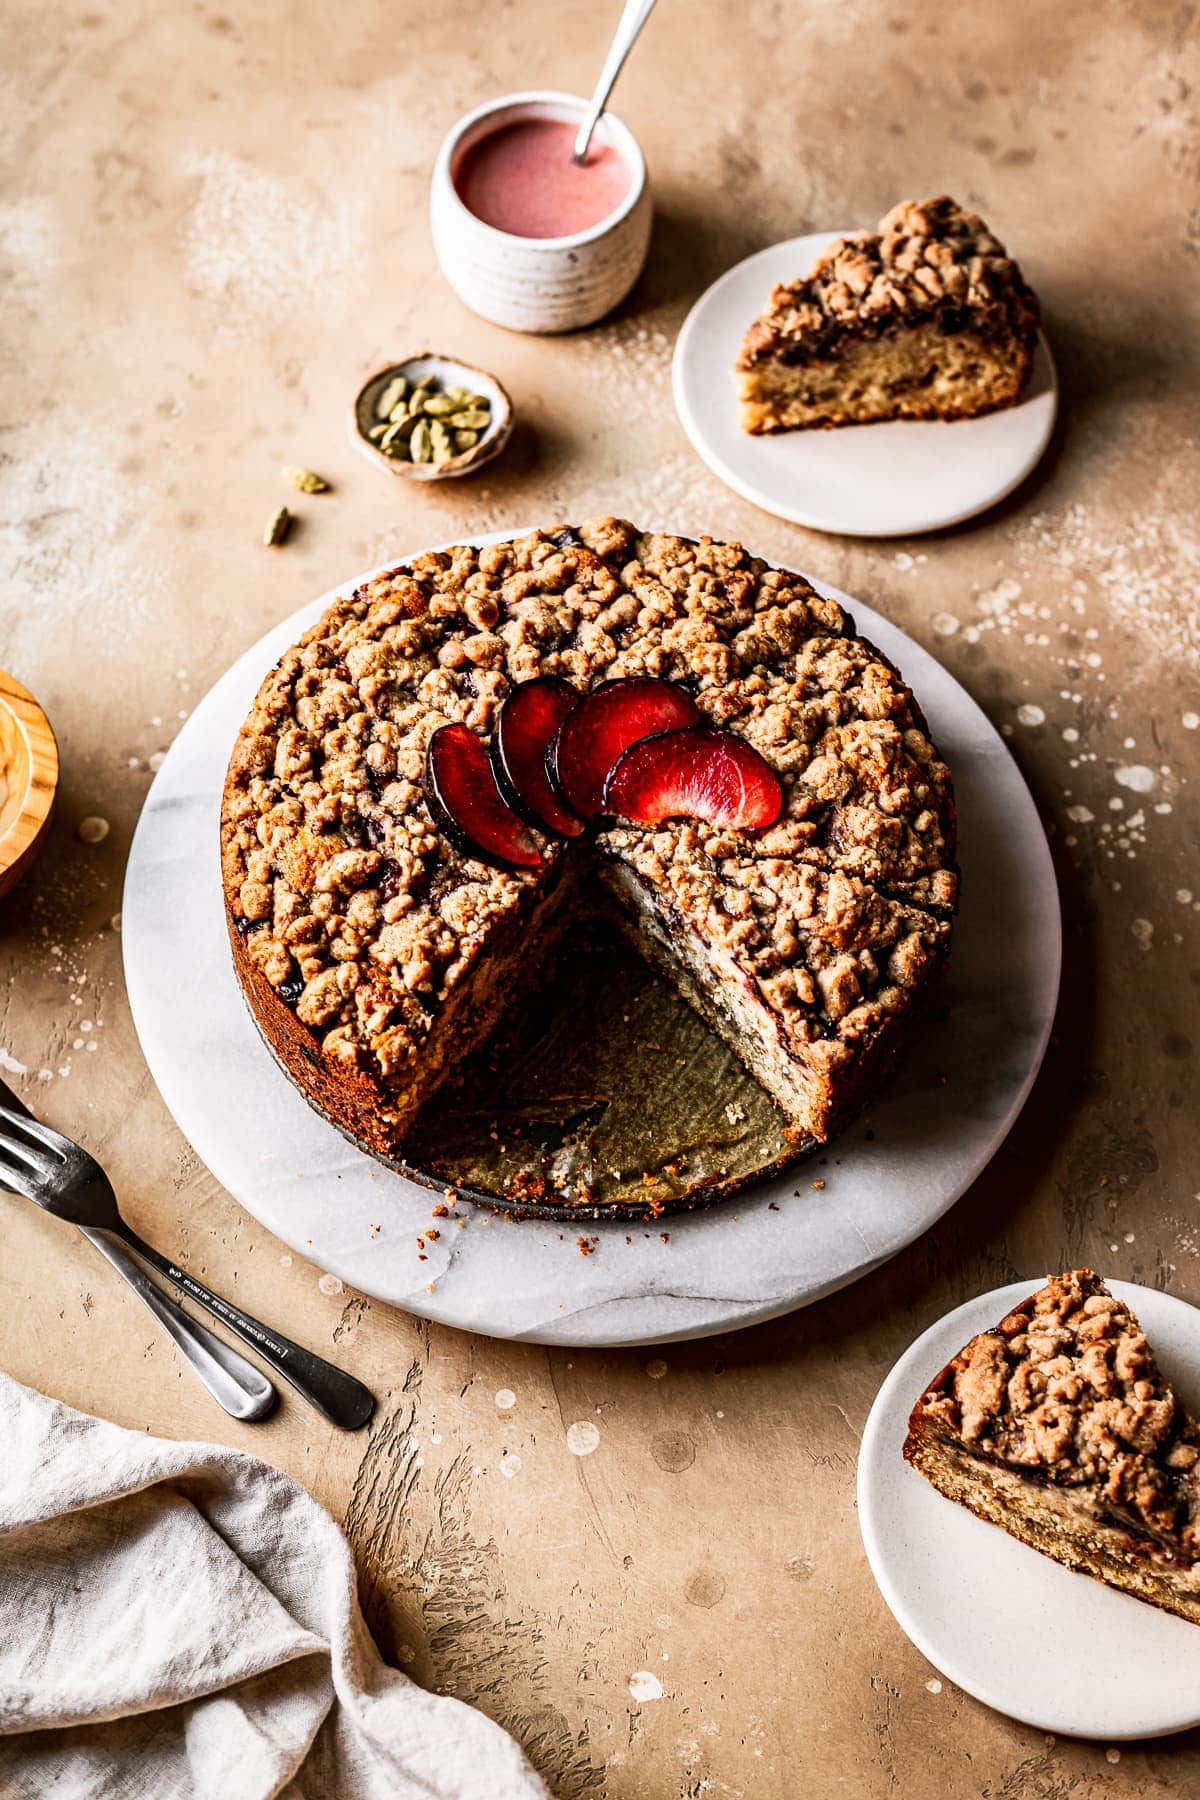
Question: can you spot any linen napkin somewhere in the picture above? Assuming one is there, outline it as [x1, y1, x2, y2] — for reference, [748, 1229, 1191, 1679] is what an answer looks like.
[0, 1373, 550, 1800]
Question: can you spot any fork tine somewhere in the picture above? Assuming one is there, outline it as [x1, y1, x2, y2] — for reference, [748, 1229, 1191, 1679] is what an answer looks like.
[0, 1138, 39, 1196]
[0, 1074, 34, 1120]
[0, 1103, 69, 1163]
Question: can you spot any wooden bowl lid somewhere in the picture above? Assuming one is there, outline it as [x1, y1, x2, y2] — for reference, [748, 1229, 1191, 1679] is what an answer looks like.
[0, 669, 59, 900]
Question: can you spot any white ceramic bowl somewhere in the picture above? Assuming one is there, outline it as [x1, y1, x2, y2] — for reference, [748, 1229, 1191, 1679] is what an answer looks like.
[430, 90, 652, 334]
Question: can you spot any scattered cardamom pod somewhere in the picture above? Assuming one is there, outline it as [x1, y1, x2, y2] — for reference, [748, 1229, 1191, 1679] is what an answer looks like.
[366, 369, 495, 468]
[263, 505, 292, 547]
[283, 465, 329, 494]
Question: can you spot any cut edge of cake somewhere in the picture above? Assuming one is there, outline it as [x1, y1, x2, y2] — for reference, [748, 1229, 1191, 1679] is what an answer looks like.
[904, 1270, 1200, 1626]
[736, 195, 1040, 434]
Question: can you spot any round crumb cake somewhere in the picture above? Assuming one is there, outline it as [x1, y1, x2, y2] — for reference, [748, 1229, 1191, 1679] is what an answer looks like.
[221, 519, 957, 1194]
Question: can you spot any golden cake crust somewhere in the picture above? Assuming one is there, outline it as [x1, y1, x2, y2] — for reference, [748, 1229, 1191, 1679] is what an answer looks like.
[220, 519, 957, 1165]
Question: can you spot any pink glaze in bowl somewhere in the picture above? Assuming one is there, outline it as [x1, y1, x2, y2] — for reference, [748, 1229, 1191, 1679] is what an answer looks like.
[430, 91, 652, 334]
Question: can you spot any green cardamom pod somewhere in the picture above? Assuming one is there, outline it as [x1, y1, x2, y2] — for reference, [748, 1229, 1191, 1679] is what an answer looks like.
[263, 505, 291, 547]
[283, 466, 329, 493]
[375, 376, 407, 419]
[409, 419, 432, 463]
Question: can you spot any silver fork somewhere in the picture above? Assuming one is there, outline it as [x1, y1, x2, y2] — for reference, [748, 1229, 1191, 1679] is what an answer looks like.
[0, 1079, 375, 1430]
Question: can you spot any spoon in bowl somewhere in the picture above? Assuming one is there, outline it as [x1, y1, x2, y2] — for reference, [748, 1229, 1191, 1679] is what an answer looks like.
[573, 0, 660, 164]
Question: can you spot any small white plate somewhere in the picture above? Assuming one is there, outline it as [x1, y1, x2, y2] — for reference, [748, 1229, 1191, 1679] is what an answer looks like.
[859, 1279, 1200, 1739]
[673, 232, 1058, 538]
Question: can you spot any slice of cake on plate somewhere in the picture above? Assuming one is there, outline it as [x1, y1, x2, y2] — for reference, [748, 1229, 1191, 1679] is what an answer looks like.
[736, 195, 1040, 434]
[904, 1270, 1200, 1624]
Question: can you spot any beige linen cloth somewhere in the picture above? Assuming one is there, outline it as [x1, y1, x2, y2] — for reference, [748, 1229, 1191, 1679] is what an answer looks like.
[0, 1373, 549, 1800]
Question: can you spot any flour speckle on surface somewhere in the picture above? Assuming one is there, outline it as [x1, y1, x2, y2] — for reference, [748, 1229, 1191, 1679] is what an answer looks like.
[495, 1388, 517, 1411]
[1113, 764, 1156, 794]
[1016, 703, 1045, 727]
[1131, 918, 1154, 952]
[0, 1048, 28, 1076]
[566, 1420, 601, 1456]
[76, 816, 109, 844]
[1184, 712, 1199, 731]
[925, 1678, 942, 1695]
[0, 429, 167, 642]
[1014, 503, 1200, 672]
[628, 1670, 664, 1703]
[181, 151, 356, 327]
[930, 611, 960, 637]
[1066, 804, 1094, 824]
[498, 1451, 522, 1479]
[317, 1272, 344, 1297]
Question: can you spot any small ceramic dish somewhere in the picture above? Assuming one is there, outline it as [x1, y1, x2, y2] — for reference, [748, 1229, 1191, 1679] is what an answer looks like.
[430, 90, 652, 333]
[350, 353, 513, 482]
[0, 669, 59, 900]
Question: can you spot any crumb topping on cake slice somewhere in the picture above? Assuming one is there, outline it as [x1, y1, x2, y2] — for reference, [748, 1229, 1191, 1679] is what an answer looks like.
[738, 196, 1039, 370]
[905, 1271, 1200, 1615]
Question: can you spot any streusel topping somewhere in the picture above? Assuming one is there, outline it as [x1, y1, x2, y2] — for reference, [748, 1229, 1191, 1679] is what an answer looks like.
[919, 1270, 1200, 1550]
[737, 195, 1039, 369]
[604, 827, 949, 1062]
[221, 520, 956, 1088]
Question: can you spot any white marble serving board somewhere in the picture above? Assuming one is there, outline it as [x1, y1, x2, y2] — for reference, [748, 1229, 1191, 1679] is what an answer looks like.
[122, 533, 1061, 1347]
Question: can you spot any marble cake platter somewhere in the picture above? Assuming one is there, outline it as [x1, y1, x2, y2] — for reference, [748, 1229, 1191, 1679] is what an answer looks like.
[122, 532, 1061, 1347]
[673, 232, 1058, 538]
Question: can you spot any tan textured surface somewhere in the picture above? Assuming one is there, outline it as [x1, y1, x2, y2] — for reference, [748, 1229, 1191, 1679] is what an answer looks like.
[1, 1, 1198, 1793]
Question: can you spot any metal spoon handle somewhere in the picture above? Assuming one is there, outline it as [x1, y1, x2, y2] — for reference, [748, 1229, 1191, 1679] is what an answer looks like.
[115, 1224, 375, 1432]
[82, 1227, 277, 1422]
[573, 0, 659, 163]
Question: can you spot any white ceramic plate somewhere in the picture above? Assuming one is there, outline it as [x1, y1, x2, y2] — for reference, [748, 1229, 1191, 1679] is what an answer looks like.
[859, 1279, 1200, 1739]
[122, 533, 1060, 1347]
[672, 232, 1058, 537]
